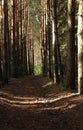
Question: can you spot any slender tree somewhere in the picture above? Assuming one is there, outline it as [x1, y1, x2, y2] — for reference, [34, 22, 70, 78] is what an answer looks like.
[78, 0, 83, 94]
[13, 0, 17, 77]
[42, 12, 48, 76]
[67, 0, 76, 89]
[0, 44, 2, 81]
[53, 0, 60, 84]
[4, 0, 9, 83]
[47, 0, 53, 79]
[0, 2, 3, 81]
[20, 0, 24, 76]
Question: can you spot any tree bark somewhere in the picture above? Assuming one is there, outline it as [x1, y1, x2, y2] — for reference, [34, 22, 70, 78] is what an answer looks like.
[67, 0, 76, 89]
[47, 0, 53, 79]
[53, 0, 60, 84]
[0, 45, 2, 81]
[78, 0, 83, 94]
[13, 0, 17, 77]
[4, 0, 9, 83]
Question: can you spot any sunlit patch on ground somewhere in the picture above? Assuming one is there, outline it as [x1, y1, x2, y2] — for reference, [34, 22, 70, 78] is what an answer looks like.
[0, 90, 81, 111]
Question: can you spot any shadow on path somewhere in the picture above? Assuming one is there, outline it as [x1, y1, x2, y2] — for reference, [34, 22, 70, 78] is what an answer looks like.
[0, 76, 83, 130]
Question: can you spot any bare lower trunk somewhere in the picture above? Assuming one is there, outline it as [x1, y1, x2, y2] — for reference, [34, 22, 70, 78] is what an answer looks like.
[67, 0, 76, 89]
[78, 0, 83, 94]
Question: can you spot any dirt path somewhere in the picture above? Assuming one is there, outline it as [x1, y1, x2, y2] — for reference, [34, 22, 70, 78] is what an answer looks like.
[0, 76, 83, 130]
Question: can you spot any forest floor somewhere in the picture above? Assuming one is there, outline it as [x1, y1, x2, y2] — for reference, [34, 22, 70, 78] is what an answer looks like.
[0, 75, 83, 130]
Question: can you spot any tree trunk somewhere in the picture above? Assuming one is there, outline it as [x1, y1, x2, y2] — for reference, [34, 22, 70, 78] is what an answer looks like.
[23, 36, 28, 75]
[0, 45, 2, 81]
[4, 0, 9, 83]
[20, 0, 24, 76]
[42, 12, 48, 76]
[67, 0, 76, 89]
[13, 0, 17, 77]
[78, 0, 83, 94]
[53, 0, 60, 84]
[47, 0, 53, 79]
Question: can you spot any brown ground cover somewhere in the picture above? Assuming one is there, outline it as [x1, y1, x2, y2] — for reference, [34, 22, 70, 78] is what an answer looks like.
[0, 76, 83, 130]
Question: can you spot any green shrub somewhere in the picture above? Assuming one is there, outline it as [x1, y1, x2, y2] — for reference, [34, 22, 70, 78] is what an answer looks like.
[34, 64, 42, 75]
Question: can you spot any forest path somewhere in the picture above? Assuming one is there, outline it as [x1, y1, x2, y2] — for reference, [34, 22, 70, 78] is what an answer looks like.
[0, 76, 83, 130]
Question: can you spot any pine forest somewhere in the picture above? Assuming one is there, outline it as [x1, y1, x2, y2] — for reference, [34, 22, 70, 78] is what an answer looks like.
[0, 0, 83, 129]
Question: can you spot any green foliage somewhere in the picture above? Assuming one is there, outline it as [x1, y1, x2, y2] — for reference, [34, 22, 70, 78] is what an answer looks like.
[43, 81, 54, 88]
[34, 64, 42, 75]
